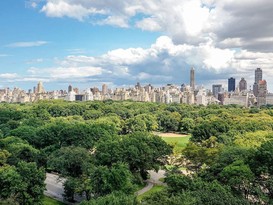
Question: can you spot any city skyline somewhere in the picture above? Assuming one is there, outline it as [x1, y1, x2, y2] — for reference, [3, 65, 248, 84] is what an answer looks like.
[1, 1, 273, 91]
[0, 67, 267, 93]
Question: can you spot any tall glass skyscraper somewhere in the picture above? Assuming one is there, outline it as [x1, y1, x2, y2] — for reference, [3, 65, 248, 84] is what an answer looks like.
[228, 77, 235, 92]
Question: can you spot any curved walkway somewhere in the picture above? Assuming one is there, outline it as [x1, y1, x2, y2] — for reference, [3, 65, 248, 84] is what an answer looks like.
[45, 170, 167, 202]
[136, 170, 166, 196]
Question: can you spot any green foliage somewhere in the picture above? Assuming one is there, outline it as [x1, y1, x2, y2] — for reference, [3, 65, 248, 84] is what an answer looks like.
[83, 110, 103, 120]
[80, 192, 138, 205]
[15, 161, 46, 205]
[90, 163, 136, 197]
[142, 180, 249, 205]
[0, 165, 21, 199]
[141, 190, 196, 205]
[121, 132, 172, 177]
[165, 174, 194, 194]
[183, 137, 222, 171]
[63, 177, 78, 202]
[0, 136, 40, 165]
[0, 149, 11, 166]
[0, 162, 45, 205]
[234, 131, 273, 148]
[161, 135, 190, 154]
[251, 141, 273, 175]
[9, 126, 37, 144]
[157, 111, 181, 132]
[94, 136, 123, 166]
[219, 160, 254, 196]
[191, 119, 231, 142]
[137, 185, 165, 201]
[180, 117, 195, 133]
[2, 101, 273, 204]
[42, 196, 65, 205]
[48, 146, 92, 177]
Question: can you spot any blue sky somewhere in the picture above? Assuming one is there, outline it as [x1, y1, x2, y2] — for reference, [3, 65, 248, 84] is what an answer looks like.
[1, 0, 273, 91]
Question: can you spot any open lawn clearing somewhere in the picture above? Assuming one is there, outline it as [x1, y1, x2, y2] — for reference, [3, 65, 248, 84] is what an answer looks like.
[161, 135, 190, 153]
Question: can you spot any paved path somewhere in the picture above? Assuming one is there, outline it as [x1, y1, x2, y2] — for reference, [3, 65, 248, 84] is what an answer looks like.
[45, 173, 66, 202]
[45, 170, 167, 202]
[45, 173, 83, 204]
[136, 170, 166, 196]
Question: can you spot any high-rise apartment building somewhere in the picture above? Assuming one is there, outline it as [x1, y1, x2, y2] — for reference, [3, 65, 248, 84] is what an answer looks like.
[190, 67, 195, 90]
[255, 68, 262, 83]
[228, 77, 235, 92]
[239, 78, 247, 91]
[253, 68, 263, 97]
[37, 81, 45, 93]
[68, 85, 72, 92]
[253, 83, 259, 97]
[102, 84, 108, 95]
[257, 80, 267, 106]
[212, 84, 222, 98]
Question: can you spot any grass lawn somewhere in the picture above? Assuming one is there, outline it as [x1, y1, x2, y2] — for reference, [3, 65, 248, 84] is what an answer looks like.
[42, 196, 66, 205]
[161, 135, 190, 154]
[137, 185, 165, 201]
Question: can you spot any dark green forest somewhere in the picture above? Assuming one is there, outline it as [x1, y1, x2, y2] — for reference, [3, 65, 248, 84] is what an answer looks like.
[1, 100, 273, 204]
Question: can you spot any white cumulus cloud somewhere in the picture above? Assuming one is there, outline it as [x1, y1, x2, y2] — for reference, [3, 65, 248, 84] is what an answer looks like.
[22, 36, 273, 90]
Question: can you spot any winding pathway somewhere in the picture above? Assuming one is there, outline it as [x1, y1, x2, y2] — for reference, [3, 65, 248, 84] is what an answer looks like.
[136, 170, 166, 195]
[44, 170, 166, 203]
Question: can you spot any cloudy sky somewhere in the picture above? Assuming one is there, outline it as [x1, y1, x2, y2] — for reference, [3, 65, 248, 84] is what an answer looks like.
[1, 0, 273, 91]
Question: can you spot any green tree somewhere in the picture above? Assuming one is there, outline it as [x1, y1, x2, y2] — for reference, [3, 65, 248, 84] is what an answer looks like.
[94, 136, 123, 166]
[251, 141, 273, 175]
[219, 160, 254, 198]
[9, 126, 37, 145]
[80, 192, 138, 205]
[180, 117, 195, 133]
[0, 136, 40, 165]
[90, 163, 135, 197]
[191, 119, 230, 142]
[121, 132, 172, 179]
[15, 161, 46, 205]
[157, 111, 181, 132]
[0, 165, 20, 200]
[63, 177, 78, 202]
[0, 149, 10, 166]
[48, 146, 92, 177]
[83, 110, 103, 120]
[183, 137, 222, 171]
[125, 117, 147, 133]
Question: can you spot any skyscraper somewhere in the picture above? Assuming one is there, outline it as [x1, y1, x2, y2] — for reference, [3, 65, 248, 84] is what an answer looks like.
[102, 84, 108, 95]
[239, 78, 247, 91]
[228, 77, 235, 92]
[212, 84, 222, 98]
[190, 67, 195, 90]
[255, 68, 262, 83]
[68, 85, 72, 92]
[37, 81, 45, 93]
[257, 80, 267, 106]
[253, 68, 263, 97]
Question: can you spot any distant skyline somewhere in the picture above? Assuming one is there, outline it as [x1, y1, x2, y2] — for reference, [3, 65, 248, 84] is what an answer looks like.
[1, 0, 273, 91]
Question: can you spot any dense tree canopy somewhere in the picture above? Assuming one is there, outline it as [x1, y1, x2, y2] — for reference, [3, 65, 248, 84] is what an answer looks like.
[0, 100, 273, 204]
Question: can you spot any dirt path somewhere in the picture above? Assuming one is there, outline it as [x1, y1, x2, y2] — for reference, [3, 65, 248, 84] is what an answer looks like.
[153, 132, 189, 138]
